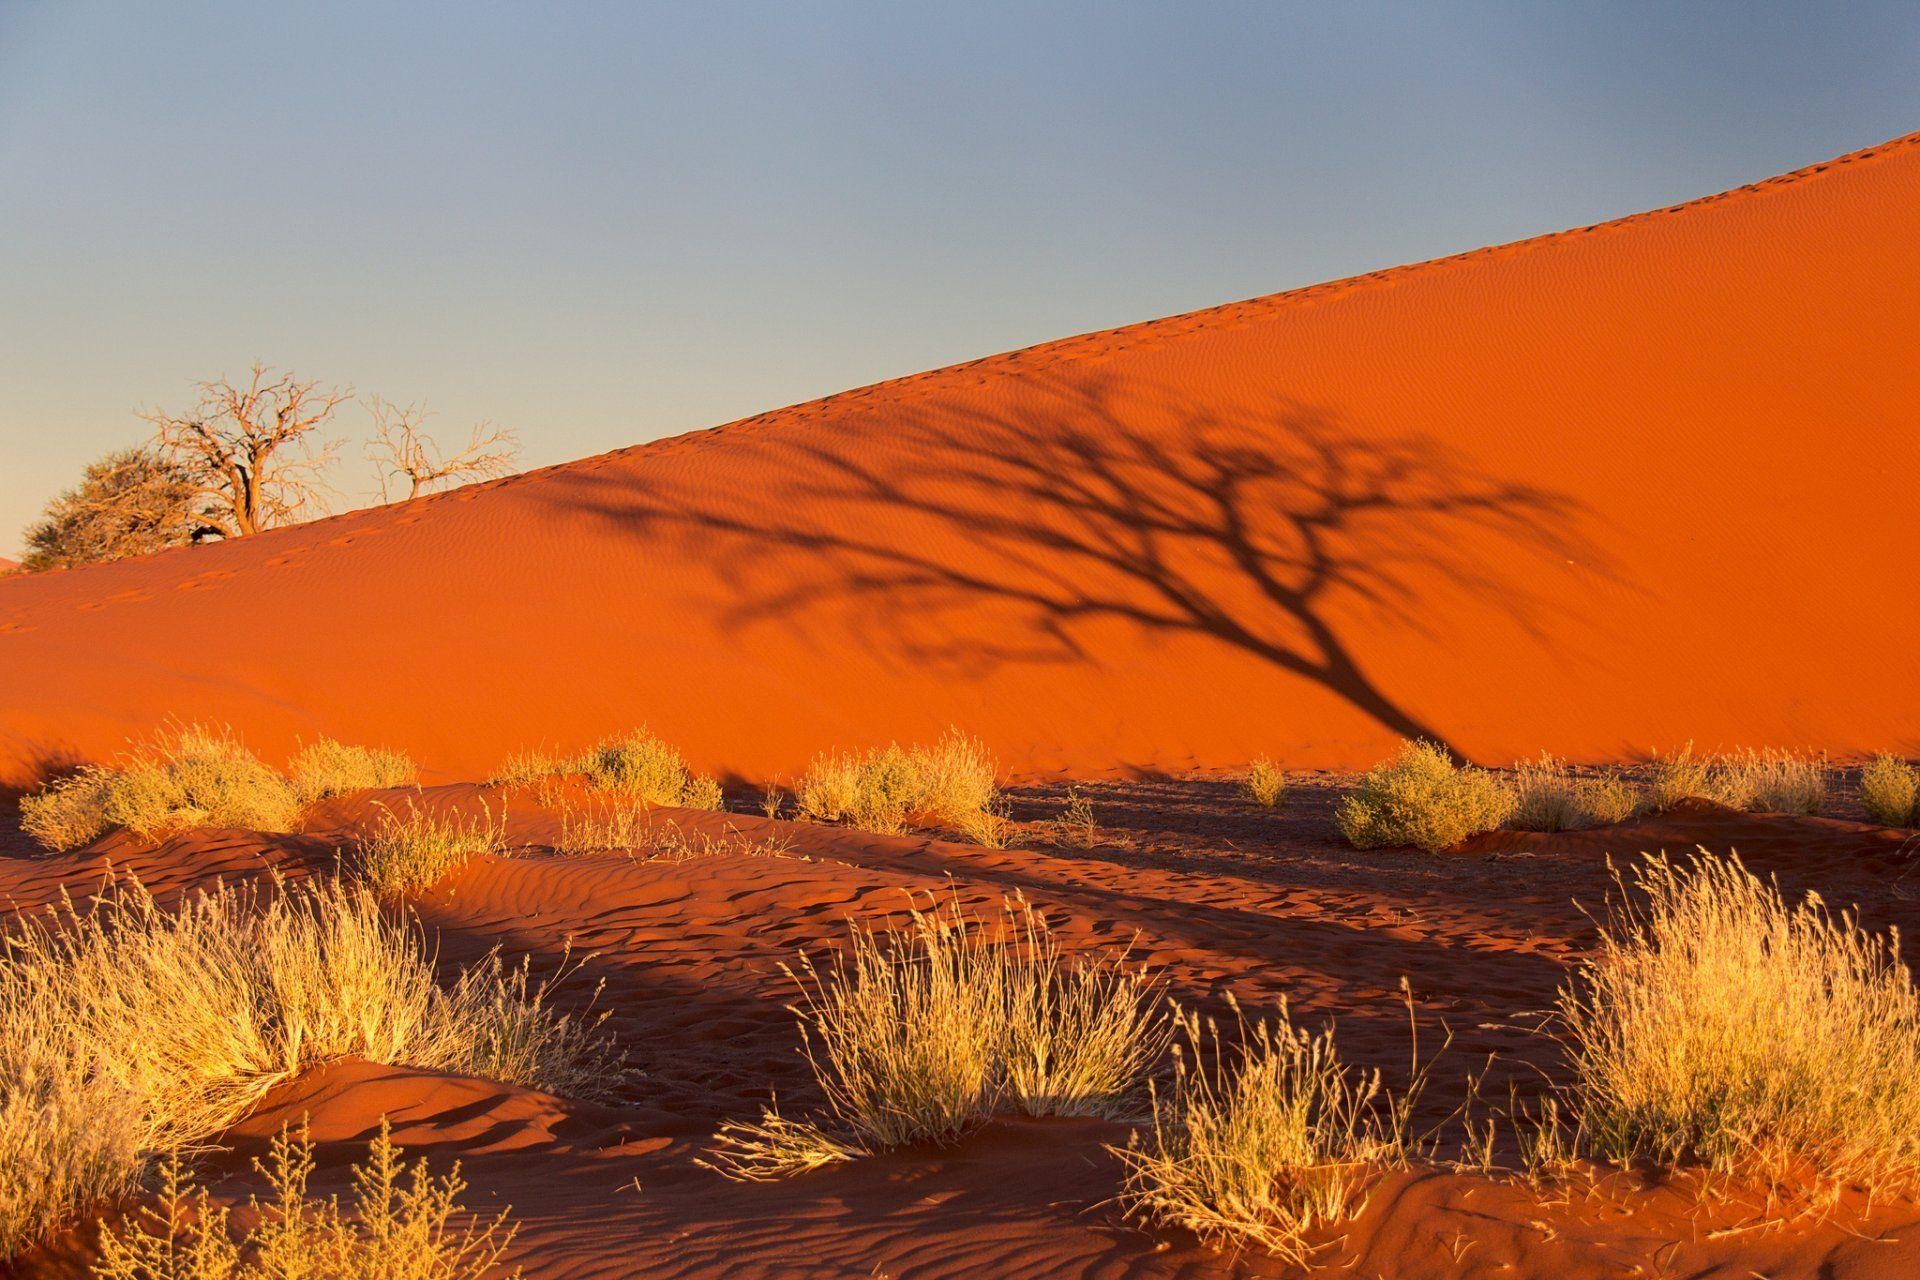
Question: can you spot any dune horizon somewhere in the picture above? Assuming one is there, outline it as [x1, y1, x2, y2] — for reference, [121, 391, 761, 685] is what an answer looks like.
[2, 129, 1917, 786]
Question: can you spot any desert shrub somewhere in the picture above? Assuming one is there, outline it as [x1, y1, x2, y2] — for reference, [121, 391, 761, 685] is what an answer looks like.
[794, 730, 999, 841]
[1733, 750, 1828, 815]
[683, 776, 725, 812]
[288, 738, 418, 804]
[570, 729, 718, 809]
[353, 802, 506, 895]
[554, 799, 653, 854]
[20, 727, 298, 853]
[1240, 759, 1288, 809]
[1335, 740, 1515, 852]
[1111, 1000, 1408, 1262]
[706, 897, 1164, 1179]
[1559, 852, 1920, 1188]
[0, 877, 615, 1256]
[1047, 787, 1100, 849]
[1649, 747, 1826, 815]
[93, 1124, 518, 1280]
[1508, 755, 1642, 832]
[488, 748, 567, 789]
[1858, 755, 1918, 827]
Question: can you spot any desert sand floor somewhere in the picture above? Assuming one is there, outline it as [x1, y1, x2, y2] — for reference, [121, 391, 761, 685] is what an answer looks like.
[5, 781, 1920, 1279]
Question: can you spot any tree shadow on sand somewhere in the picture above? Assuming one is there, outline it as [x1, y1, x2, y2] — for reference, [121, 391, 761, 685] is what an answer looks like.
[549, 372, 1613, 758]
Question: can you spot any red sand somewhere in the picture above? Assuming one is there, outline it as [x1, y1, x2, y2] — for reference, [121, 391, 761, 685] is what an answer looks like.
[8, 786, 1920, 1279]
[4, 134, 1919, 782]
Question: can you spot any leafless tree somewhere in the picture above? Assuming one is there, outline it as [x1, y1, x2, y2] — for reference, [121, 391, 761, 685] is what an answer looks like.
[143, 365, 350, 538]
[364, 396, 520, 501]
[19, 448, 201, 571]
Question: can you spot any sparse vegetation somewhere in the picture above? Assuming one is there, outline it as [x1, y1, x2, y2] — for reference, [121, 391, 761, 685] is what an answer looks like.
[1508, 755, 1642, 832]
[289, 738, 418, 804]
[1648, 746, 1827, 815]
[353, 801, 507, 895]
[488, 748, 569, 790]
[0, 877, 615, 1255]
[1559, 852, 1920, 1189]
[705, 897, 1164, 1180]
[1858, 754, 1918, 827]
[1240, 759, 1288, 809]
[93, 1124, 519, 1280]
[20, 726, 298, 853]
[572, 729, 720, 808]
[1048, 786, 1100, 848]
[1336, 739, 1515, 852]
[794, 730, 999, 842]
[1111, 999, 1409, 1262]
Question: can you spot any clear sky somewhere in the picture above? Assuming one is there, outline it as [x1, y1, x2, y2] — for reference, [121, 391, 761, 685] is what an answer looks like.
[2, 2, 1916, 557]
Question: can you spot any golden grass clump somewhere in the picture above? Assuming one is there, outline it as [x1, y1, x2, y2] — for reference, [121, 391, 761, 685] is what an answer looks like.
[1648, 746, 1827, 815]
[1240, 759, 1288, 809]
[1559, 851, 1920, 1188]
[1111, 1000, 1407, 1262]
[93, 1124, 518, 1280]
[1508, 755, 1643, 832]
[20, 727, 298, 853]
[487, 748, 567, 789]
[353, 802, 507, 895]
[0, 877, 616, 1255]
[288, 738, 418, 804]
[705, 897, 1165, 1180]
[1336, 739, 1515, 852]
[1859, 754, 1918, 827]
[571, 729, 720, 809]
[794, 730, 999, 841]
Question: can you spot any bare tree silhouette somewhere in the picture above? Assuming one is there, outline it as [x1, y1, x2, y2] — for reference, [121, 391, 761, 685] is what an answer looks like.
[551, 374, 1605, 756]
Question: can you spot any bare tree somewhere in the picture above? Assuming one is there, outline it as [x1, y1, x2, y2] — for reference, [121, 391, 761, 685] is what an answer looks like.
[143, 365, 350, 538]
[20, 448, 201, 571]
[364, 396, 520, 502]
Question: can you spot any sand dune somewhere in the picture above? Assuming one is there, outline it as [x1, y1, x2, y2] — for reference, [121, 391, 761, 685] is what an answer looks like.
[3, 134, 1918, 784]
[9, 784, 1920, 1279]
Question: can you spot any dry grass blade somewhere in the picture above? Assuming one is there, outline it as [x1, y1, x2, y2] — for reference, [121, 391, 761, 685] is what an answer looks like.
[0, 876, 616, 1258]
[20, 726, 297, 853]
[1509, 754, 1643, 832]
[93, 1123, 521, 1280]
[794, 729, 1001, 843]
[1109, 998, 1407, 1262]
[289, 738, 418, 804]
[1560, 850, 1920, 1191]
[1336, 739, 1515, 852]
[354, 801, 507, 895]
[706, 895, 1165, 1179]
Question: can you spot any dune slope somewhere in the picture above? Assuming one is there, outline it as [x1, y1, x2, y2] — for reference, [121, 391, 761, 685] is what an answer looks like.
[3, 133, 1918, 782]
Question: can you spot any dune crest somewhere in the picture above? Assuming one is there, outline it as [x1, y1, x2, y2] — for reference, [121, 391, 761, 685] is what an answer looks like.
[3, 133, 1918, 782]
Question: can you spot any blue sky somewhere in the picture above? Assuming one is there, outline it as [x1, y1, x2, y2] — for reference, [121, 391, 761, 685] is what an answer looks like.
[2, 2, 1916, 555]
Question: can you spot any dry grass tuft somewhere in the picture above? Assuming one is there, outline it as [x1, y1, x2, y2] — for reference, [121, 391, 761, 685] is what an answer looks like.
[1336, 740, 1515, 852]
[1110, 999, 1408, 1262]
[21, 727, 297, 853]
[1240, 759, 1288, 809]
[289, 738, 418, 804]
[353, 802, 507, 895]
[571, 729, 720, 809]
[0, 877, 616, 1256]
[1508, 755, 1642, 832]
[705, 896, 1165, 1180]
[1858, 755, 1918, 827]
[488, 748, 568, 790]
[1559, 851, 1920, 1190]
[794, 730, 999, 842]
[1649, 746, 1827, 815]
[93, 1124, 519, 1280]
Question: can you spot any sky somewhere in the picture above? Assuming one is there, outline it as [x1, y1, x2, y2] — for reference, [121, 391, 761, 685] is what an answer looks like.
[2, 2, 1917, 556]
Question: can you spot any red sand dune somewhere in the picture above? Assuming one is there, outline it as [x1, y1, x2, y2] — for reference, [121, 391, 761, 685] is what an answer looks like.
[3, 134, 1918, 784]
[10, 786, 1920, 1279]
